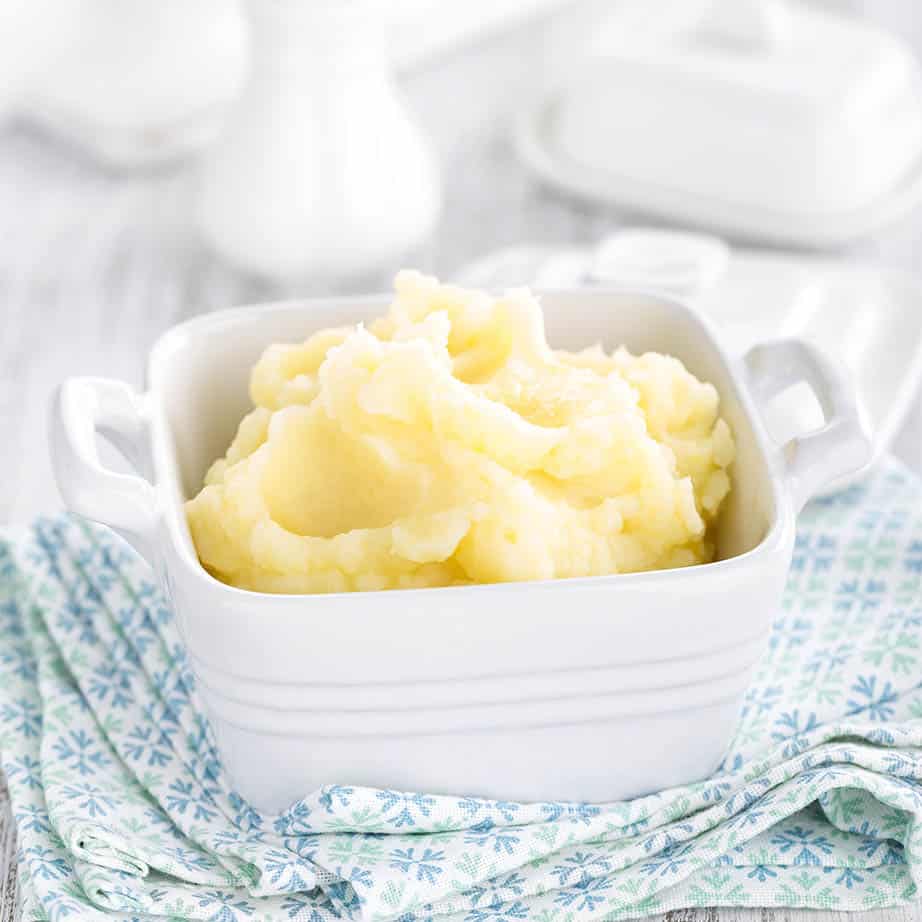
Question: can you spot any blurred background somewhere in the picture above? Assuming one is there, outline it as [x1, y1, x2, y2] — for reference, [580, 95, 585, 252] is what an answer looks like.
[2, 0, 922, 523]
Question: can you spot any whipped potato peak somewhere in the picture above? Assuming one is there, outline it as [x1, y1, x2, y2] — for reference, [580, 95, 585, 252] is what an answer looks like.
[186, 271, 735, 593]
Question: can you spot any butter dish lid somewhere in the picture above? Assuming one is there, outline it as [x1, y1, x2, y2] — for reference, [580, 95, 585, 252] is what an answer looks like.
[458, 230, 922, 492]
[516, 0, 922, 247]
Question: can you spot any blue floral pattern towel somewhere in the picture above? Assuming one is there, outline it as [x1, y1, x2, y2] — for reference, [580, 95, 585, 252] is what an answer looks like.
[1, 459, 922, 921]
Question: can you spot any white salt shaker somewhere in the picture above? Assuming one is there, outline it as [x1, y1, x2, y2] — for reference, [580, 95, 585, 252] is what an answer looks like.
[196, 0, 441, 284]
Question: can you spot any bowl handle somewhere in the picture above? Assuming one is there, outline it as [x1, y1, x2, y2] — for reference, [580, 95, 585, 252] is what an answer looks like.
[49, 376, 159, 564]
[743, 339, 871, 512]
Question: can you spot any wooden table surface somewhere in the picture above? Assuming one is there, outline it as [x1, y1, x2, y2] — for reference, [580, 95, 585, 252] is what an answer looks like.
[2, 1, 922, 918]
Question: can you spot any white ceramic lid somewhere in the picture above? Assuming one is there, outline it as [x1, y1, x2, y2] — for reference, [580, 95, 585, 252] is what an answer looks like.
[458, 230, 922, 492]
[517, 0, 922, 247]
[590, 229, 730, 300]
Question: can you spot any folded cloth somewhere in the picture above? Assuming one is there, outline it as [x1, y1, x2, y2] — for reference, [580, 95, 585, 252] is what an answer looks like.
[2, 459, 922, 922]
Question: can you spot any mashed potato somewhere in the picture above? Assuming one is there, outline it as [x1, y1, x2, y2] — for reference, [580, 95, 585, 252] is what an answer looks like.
[186, 271, 734, 593]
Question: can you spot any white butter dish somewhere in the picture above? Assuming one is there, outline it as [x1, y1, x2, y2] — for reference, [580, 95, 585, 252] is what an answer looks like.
[516, 0, 922, 246]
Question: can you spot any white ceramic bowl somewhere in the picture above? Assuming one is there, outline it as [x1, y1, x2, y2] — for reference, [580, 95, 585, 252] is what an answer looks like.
[50, 289, 870, 814]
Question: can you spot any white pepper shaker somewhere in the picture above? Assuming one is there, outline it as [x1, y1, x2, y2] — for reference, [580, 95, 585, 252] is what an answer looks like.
[196, 0, 441, 284]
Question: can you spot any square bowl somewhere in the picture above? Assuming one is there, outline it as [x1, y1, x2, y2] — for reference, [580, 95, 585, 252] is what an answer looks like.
[50, 288, 870, 813]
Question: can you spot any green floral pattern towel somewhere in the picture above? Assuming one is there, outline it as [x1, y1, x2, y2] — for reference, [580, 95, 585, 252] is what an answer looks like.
[1, 458, 922, 921]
